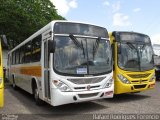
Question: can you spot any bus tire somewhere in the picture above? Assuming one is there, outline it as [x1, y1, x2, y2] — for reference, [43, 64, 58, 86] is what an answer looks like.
[33, 84, 44, 106]
[12, 76, 17, 90]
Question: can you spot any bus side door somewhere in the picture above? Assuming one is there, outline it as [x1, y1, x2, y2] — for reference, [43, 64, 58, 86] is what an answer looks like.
[42, 30, 51, 101]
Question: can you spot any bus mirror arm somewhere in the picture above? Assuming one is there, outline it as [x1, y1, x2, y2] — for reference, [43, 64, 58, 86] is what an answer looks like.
[117, 43, 121, 54]
[48, 40, 56, 53]
[113, 64, 115, 71]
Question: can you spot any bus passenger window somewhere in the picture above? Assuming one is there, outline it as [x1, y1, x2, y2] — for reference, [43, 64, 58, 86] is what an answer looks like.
[24, 42, 32, 63]
[20, 47, 25, 64]
[32, 36, 41, 62]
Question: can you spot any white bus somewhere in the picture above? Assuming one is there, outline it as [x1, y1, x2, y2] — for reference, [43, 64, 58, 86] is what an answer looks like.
[7, 21, 114, 106]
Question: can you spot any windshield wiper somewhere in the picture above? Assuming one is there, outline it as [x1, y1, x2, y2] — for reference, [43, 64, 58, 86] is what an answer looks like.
[81, 40, 85, 58]
[93, 37, 101, 59]
[69, 34, 83, 49]
[126, 42, 137, 50]
[69, 34, 85, 58]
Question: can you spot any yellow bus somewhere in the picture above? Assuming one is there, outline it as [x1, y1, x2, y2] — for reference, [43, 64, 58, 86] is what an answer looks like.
[109, 31, 155, 94]
[0, 37, 4, 107]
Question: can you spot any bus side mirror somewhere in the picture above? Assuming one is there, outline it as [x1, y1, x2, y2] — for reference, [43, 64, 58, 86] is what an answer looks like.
[117, 43, 121, 54]
[48, 40, 56, 53]
[0, 35, 8, 48]
[113, 64, 115, 71]
[118, 49, 121, 54]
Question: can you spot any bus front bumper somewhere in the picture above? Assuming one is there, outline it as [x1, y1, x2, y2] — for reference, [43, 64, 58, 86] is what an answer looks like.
[114, 81, 155, 94]
[50, 85, 114, 106]
[0, 88, 4, 107]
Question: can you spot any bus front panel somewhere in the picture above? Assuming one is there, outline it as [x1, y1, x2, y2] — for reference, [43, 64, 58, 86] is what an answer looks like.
[114, 68, 155, 94]
[110, 31, 155, 94]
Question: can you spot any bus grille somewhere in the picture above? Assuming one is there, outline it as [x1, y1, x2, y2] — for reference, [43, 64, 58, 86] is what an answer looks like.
[74, 85, 100, 90]
[78, 93, 99, 98]
[67, 77, 105, 84]
[127, 73, 150, 79]
[131, 80, 148, 84]
[134, 84, 147, 89]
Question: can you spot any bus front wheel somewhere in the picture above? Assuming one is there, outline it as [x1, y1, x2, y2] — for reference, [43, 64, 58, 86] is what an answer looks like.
[33, 85, 44, 105]
[12, 76, 17, 90]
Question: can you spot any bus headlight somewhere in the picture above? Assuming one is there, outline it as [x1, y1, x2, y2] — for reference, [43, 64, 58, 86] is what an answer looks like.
[150, 74, 156, 82]
[104, 77, 113, 88]
[118, 74, 130, 84]
[52, 80, 72, 92]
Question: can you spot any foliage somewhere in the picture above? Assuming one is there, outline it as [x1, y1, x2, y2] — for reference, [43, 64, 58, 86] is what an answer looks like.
[0, 0, 65, 48]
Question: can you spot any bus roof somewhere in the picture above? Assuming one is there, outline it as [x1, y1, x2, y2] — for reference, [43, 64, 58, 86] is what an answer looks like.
[112, 31, 149, 37]
[9, 20, 108, 53]
[109, 31, 150, 43]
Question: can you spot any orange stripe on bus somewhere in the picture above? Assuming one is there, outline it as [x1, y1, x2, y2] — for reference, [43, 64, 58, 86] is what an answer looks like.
[11, 66, 41, 77]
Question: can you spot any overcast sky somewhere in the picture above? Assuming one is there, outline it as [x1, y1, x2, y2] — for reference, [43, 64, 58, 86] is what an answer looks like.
[50, 0, 160, 44]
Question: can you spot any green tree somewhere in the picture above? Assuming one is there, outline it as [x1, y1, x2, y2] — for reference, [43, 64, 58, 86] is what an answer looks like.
[0, 0, 65, 48]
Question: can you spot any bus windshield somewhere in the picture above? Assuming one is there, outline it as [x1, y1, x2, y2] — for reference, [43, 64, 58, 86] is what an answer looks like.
[118, 42, 154, 71]
[54, 35, 112, 76]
